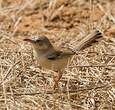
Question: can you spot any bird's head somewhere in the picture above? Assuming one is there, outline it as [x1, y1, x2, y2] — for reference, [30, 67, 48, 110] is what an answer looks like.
[24, 36, 53, 51]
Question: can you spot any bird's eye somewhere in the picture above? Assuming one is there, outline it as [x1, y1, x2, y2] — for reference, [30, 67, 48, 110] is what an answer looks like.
[38, 42, 43, 46]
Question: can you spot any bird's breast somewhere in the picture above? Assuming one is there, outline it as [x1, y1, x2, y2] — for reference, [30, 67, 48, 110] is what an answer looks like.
[33, 50, 71, 71]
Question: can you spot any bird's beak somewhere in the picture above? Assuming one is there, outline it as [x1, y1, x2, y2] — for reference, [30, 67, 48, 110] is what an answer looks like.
[23, 38, 35, 43]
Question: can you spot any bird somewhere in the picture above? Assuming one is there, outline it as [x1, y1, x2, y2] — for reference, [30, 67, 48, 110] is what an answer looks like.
[24, 30, 102, 90]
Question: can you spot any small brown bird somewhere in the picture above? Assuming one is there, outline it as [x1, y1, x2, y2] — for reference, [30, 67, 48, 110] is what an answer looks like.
[24, 30, 102, 90]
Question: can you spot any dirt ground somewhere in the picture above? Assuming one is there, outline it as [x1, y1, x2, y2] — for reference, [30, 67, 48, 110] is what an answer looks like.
[0, 0, 115, 110]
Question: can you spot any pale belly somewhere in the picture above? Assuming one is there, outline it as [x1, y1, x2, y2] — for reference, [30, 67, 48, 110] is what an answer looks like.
[33, 50, 71, 71]
[38, 56, 70, 71]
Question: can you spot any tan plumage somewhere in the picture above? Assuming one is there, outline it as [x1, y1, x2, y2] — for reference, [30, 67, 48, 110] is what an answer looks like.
[24, 30, 102, 90]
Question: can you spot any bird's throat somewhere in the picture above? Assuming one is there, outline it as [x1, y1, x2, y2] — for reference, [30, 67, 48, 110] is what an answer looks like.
[33, 47, 54, 58]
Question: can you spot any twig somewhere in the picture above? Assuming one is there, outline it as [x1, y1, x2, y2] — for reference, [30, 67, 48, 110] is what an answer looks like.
[0, 61, 9, 109]
[0, 60, 21, 85]
[0, 85, 109, 96]
[68, 64, 115, 68]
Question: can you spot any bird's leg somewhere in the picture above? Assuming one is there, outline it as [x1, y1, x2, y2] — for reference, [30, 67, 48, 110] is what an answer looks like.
[53, 71, 62, 90]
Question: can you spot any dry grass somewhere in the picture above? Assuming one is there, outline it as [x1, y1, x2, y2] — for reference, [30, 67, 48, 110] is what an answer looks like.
[0, 0, 115, 110]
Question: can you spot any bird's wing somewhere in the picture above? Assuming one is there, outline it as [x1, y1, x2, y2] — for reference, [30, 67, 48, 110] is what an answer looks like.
[47, 50, 74, 60]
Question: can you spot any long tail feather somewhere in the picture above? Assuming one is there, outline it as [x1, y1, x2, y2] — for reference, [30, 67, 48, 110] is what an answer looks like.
[76, 30, 103, 51]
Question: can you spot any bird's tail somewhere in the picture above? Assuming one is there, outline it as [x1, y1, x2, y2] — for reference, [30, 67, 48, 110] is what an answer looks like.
[76, 30, 102, 51]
